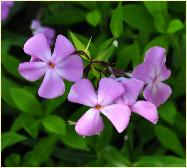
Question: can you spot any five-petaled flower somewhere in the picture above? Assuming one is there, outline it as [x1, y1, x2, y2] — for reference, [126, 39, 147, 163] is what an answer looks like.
[132, 46, 172, 107]
[31, 19, 55, 46]
[68, 78, 131, 136]
[115, 78, 159, 124]
[1, 1, 14, 21]
[18, 33, 83, 99]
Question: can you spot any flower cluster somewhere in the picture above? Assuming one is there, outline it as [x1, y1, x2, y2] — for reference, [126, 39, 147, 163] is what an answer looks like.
[18, 34, 172, 136]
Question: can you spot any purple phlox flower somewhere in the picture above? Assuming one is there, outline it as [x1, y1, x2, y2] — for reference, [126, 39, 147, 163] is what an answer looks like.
[1, 1, 14, 21]
[31, 19, 55, 46]
[68, 78, 131, 136]
[115, 78, 159, 124]
[18, 33, 83, 99]
[132, 46, 172, 107]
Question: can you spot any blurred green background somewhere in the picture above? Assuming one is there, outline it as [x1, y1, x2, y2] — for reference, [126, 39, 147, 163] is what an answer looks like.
[1, 1, 186, 167]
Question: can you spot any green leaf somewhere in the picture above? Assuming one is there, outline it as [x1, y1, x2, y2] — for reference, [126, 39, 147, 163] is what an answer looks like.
[10, 88, 42, 115]
[154, 125, 184, 157]
[96, 39, 117, 61]
[100, 146, 130, 166]
[144, 1, 168, 33]
[42, 115, 66, 135]
[11, 113, 41, 138]
[69, 31, 90, 55]
[86, 10, 101, 27]
[1, 75, 18, 109]
[122, 4, 155, 32]
[29, 136, 57, 166]
[2, 132, 26, 151]
[23, 120, 41, 138]
[158, 101, 177, 125]
[145, 35, 169, 52]
[167, 19, 184, 33]
[5, 153, 21, 167]
[110, 2, 123, 38]
[116, 43, 139, 69]
[42, 3, 86, 25]
[135, 155, 185, 166]
[61, 126, 88, 150]
[2, 53, 21, 79]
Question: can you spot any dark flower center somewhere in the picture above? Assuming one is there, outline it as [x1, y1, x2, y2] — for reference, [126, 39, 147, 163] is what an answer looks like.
[49, 62, 55, 68]
[95, 104, 102, 110]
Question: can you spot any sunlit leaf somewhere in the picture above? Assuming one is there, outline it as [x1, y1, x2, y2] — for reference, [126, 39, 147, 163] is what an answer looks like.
[110, 2, 123, 38]
[10, 88, 42, 115]
[86, 10, 101, 27]
[42, 115, 66, 135]
[154, 125, 184, 157]
[167, 19, 184, 33]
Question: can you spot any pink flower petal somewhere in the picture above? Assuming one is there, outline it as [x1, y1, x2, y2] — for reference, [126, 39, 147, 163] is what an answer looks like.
[55, 54, 83, 82]
[23, 34, 51, 62]
[68, 79, 97, 107]
[18, 62, 48, 81]
[101, 104, 131, 133]
[51, 35, 75, 64]
[98, 78, 125, 106]
[143, 82, 172, 107]
[132, 62, 155, 84]
[144, 46, 166, 76]
[38, 69, 65, 99]
[132, 101, 159, 124]
[121, 78, 144, 106]
[75, 108, 104, 136]
[115, 96, 125, 105]
[158, 64, 171, 81]
[132, 46, 167, 83]
[31, 20, 41, 30]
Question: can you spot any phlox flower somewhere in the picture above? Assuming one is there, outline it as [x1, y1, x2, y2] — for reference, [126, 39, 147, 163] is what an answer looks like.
[132, 46, 172, 107]
[115, 78, 159, 124]
[31, 19, 55, 46]
[68, 78, 131, 136]
[1, 1, 14, 21]
[18, 33, 83, 99]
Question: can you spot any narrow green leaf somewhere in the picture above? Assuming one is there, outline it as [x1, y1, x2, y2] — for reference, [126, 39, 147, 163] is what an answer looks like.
[110, 2, 123, 38]
[42, 115, 66, 135]
[154, 125, 184, 157]
[10, 88, 42, 115]
[167, 19, 184, 33]
[158, 101, 177, 125]
[2, 132, 26, 151]
[86, 10, 101, 27]
[69, 31, 90, 55]
[96, 38, 117, 61]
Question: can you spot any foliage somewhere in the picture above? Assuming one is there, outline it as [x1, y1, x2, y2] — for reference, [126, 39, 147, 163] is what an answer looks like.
[1, 1, 186, 167]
